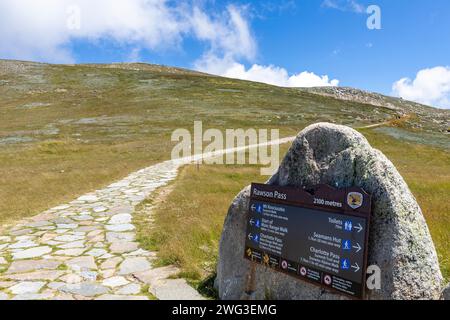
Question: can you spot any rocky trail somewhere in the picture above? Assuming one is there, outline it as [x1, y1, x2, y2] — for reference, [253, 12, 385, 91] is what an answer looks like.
[0, 136, 295, 300]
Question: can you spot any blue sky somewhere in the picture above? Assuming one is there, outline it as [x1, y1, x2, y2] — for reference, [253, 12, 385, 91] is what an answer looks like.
[1, 0, 450, 108]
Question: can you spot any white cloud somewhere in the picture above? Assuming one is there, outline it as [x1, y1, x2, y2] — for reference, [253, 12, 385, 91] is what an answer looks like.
[321, 0, 365, 13]
[188, 4, 337, 88]
[0, 0, 338, 89]
[0, 0, 255, 63]
[392, 66, 450, 109]
[126, 47, 141, 63]
[195, 55, 339, 88]
[0, 0, 187, 62]
[190, 5, 256, 61]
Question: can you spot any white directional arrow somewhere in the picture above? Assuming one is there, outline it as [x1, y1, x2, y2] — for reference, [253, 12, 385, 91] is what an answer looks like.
[353, 242, 362, 253]
[354, 223, 363, 233]
[249, 218, 255, 226]
[251, 204, 256, 212]
[248, 233, 253, 241]
[351, 263, 360, 273]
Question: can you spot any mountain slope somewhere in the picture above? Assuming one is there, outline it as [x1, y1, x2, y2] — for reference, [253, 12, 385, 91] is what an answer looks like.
[0, 58, 448, 222]
[301, 86, 448, 130]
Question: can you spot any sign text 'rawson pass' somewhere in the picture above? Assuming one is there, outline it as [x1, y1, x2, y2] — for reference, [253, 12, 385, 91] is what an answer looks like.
[244, 183, 371, 299]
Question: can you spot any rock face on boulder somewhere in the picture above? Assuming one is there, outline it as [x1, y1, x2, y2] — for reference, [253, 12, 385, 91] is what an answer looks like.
[443, 284, 450, 300]
[216, 123, 443, 300]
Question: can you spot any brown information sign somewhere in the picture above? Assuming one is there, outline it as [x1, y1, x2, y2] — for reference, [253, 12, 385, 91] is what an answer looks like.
[244, 183, 371, 299]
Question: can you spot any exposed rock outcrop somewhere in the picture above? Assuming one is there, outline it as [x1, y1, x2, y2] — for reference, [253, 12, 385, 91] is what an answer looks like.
[216, 123, 443, 300]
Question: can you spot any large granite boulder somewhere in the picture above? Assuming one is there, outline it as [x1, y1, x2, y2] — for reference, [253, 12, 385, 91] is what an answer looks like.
[216, 123, 443, 300]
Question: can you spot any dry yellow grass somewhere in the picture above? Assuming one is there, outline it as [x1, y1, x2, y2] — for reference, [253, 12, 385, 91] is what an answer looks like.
[136, 131, 450, 286]
[1, 61, 448, 284]
[135, 164, 265, 283]
[1, 60, 447, 231]
[362, 130, 450, 280]
[0, 136, 172, 229]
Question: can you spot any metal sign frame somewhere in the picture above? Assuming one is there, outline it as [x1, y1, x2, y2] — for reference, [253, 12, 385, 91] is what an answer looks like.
[244, 183, 371, 299]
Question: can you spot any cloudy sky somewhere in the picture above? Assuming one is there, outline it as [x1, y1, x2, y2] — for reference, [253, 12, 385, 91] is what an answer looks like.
[1, 0, 449, 108]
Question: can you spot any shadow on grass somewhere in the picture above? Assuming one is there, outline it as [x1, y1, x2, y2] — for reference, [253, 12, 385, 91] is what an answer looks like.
[196, 273, 219, 300]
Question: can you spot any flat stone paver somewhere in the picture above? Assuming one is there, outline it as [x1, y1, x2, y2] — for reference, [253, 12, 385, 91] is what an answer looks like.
[6, 260, 61, 274]
[11, 293, 54, 300]
[12, 246, 52, 260]
[110, 242, 138, 254]
[0, 160, 182, 300]
[105, 224, 135, 232]
[102, 276, 129, 288]
[118, 257, 151, 275]
[9, 240, 38, 249]
[95, 294, 148, 300]
[109, 214, 132, 225]
[153, 279, 205, 300]
[116, 283, 141, 295]
[66, 256, 97, 270]
[59, 283, 109, 297]
[3, 270, 64, 281]
[101, 257, 122, 270]
[9, 282, 46, 295]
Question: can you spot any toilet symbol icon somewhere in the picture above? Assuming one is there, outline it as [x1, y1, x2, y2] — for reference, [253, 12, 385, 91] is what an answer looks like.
[344, 220, 353, 232]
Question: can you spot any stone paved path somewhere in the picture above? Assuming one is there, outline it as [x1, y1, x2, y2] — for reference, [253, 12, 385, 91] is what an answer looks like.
[0, 137, 295, 300]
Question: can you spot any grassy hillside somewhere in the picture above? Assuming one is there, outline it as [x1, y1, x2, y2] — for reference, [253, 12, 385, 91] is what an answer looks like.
[0, 59, 448, 241]
[135, 130, 450, 288]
